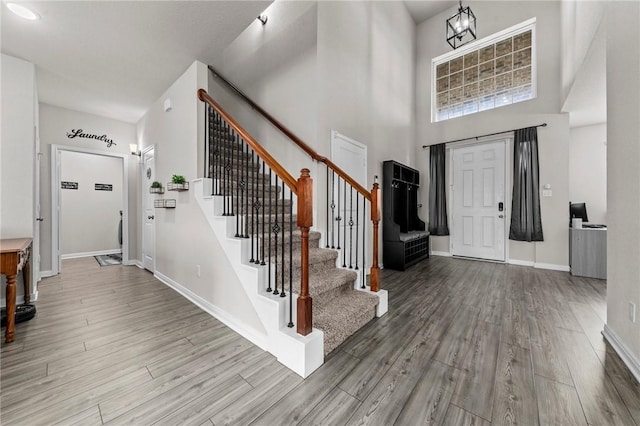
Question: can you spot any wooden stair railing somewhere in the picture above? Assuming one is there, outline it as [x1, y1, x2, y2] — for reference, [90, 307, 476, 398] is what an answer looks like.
[198, 89, 313, 336]
[207, 66, 380, 292]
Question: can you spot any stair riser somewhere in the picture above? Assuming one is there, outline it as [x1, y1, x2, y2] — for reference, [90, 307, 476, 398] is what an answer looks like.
[258, 234, 321, 256]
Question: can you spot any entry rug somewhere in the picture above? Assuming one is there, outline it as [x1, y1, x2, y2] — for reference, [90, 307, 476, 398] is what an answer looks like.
[95, 253, 122, 267]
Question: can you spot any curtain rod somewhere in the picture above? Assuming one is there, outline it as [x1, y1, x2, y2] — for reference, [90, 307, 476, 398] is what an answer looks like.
[422, 123, 547, 148]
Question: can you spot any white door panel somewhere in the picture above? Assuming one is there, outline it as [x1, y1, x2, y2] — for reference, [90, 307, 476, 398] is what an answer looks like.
[142, 151, 155, 272]
[452, 141, 506, 261]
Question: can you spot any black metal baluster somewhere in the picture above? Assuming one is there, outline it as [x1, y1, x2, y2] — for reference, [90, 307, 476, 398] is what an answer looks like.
[267, 168, 273, 293]
[280, 180, 286, 298]
[355, 192, 359, 270]
[342, 179, 347, 267]
[337, 176, 341, 250]
[273, 174, 279, 296]
[288, 186, 294, 328]
[244, 148, 250, 240]
[234, 135, 241, 237]
[230, 129, 235, 217]
[250, 151, 255, 262]
[261, 161, 266, 266]
[326, 167, 330, 248]
[215, 111, 221, 195]
[349, 186, 353, 269]
[331, 171, 335, 249]
[253, 153, 259, 263]
[222, 121, 229, 216]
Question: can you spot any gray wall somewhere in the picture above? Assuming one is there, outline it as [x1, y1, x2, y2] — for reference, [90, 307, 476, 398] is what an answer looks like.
[60, 151, 123, 256]
[569, 123, 607, 225]
[416, 1, 571, 268]
[38, 104, 138, 273]
[606, 1, 640, 365]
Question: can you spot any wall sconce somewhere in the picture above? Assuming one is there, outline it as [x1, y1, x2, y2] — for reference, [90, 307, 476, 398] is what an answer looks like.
[130, 144, 141, 157]
[446, 0, 477, 49]
[257, 14, 267, 25]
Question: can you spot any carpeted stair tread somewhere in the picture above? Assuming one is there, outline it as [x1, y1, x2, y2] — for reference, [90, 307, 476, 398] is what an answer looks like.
[294, 268, 357, 298]
[314, 291, 378, 354]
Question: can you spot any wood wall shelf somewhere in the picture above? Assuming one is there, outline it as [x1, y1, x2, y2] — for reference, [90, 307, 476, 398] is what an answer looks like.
[154, 199, 176, 208]
[150, 187, 164, 194]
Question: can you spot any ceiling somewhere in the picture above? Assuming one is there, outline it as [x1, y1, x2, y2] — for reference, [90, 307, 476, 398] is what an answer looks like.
[1, 1, 272, 123]
[403, 0, 458, 25]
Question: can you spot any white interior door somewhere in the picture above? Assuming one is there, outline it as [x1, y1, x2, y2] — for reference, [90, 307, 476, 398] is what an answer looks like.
[451, 140, 506, 261]
[331, 131, 367, 269]
[142, 150, 156, 272]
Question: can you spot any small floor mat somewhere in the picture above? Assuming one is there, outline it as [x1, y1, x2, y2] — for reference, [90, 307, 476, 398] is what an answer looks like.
[95, 253, 122, 267]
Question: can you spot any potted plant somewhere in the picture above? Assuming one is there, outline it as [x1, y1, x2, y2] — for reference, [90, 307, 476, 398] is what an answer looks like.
[150, 181, 164, 193]
[168, 174, 189, 191]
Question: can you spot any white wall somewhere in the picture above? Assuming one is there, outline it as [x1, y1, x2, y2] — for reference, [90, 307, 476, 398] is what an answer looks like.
[416, 1, 571, 268]
[60, 151, 123, 256]
[569, 123, 607, 225]
[39, 104, 138, 273]
[1, 54, 36, 239]
[606, 2, 640, 367]
[1, 54, 37, 305]
[137, 60, 265, 335]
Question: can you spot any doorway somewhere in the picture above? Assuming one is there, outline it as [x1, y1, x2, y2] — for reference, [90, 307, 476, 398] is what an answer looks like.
[141, 147, 156, 272]
[51, 145, 129, 275]
[450, 140, 508, 261]
[331, 131, 367, 270]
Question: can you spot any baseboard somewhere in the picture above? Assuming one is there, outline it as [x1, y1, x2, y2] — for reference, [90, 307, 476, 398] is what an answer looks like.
[508, 258, 535, 267]
[133, 260, 144, 269]
[40, 270, 55, 278]
[534, 262, 570, 272]
[602, 325, 640, 383]
[431, 251, 451, 257]
[0, 293, 37, 308]
[154, 271, 268, 351]
[61, 249, 121, 260]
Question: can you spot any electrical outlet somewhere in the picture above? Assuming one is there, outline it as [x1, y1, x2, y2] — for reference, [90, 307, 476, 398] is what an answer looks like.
[196, 264, 201, 278]
[629, 302, 637, 323]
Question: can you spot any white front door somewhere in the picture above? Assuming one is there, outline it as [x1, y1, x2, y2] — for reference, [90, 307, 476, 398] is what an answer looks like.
[142, 150, 156, 272]
[451, 140, 506, 261]
[331, 131, 367, 269]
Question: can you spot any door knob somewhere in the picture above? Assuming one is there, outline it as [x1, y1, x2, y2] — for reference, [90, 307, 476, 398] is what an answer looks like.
[36, 217, 44, 222]
[148, 215, 155, 220]
[498, 214, 504, 218]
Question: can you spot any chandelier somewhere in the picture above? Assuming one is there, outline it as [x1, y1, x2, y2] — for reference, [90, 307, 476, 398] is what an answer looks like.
[446, 0, 477, 49]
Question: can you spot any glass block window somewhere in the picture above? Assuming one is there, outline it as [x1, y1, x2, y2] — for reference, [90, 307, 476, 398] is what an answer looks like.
[433, 19, 536, 122]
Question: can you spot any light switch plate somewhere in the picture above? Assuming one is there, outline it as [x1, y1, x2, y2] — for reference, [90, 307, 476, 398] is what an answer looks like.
[542, 189, 552, 197]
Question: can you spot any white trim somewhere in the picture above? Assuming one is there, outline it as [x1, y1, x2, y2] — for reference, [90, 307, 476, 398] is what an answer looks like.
[508, 258, 535, 267]
[1, 293, 37, 308]
[140, 146, 156, 273]
[51, 145, 129, 275]
[431, 250, 452, 257]
[602, 325, 640, 384]
[132, 260, 144, 269]
[40, 270, 55, 278]
[61, 249, 121, 260]
[154, 271, 269, 351]
[534, 262, 570, 272]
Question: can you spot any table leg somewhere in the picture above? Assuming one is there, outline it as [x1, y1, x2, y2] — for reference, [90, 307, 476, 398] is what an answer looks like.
[23, 259, 31, 304]
[5, 274, 16, 343]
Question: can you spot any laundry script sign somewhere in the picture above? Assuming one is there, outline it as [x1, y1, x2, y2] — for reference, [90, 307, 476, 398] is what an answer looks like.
[66, 129, 116, 148]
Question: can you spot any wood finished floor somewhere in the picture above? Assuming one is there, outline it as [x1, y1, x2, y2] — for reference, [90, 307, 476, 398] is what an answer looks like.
[1, 256, 639, 425]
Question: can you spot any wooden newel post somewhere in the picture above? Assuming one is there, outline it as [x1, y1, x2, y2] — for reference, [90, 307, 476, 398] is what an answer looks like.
[296, 168, 313, 335]
[370, 181, 381, 292]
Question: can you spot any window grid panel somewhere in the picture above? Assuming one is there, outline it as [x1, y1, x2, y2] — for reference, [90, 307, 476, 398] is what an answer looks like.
[433, 25, 535, 122]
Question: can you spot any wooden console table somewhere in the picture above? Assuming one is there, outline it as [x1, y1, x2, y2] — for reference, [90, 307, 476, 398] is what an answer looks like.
[1, 238, 32, 343]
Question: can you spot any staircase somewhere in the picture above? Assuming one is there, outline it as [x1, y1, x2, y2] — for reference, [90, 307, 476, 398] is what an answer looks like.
[196, 87, 388, 377]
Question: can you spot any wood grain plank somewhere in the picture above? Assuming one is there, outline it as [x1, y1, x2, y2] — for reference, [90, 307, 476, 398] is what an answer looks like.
[491, 343, 538, 425]
[501, 297, 531, 350]
[52, 405, 103, 426]
[528, 314, 573, 386]
[298, 387, 362, 426]
[556, 329, 635, 425]
[442, 404, 491, 426]
[535, 375, 587, 425]
[394, 360, 461, 425]
[599, 346, 640, 424]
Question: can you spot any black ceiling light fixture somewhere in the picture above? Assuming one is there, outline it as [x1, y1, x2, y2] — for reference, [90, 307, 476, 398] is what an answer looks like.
[446, 0, 476, 49]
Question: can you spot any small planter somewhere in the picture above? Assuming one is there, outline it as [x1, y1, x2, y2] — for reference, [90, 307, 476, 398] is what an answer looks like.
[167, 182, 189, 191]
[150, 187, 165, 194]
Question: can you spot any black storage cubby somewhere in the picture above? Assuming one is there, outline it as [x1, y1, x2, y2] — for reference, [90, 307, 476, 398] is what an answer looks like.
[383, 160, 429, 271]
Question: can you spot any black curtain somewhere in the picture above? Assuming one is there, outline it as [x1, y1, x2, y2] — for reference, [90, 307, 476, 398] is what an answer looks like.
[509, 127, 544, 241]
[428, 143, 449, 236]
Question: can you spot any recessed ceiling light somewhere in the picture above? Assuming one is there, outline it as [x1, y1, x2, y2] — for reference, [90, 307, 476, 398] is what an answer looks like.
[6, 3, 40, 20]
